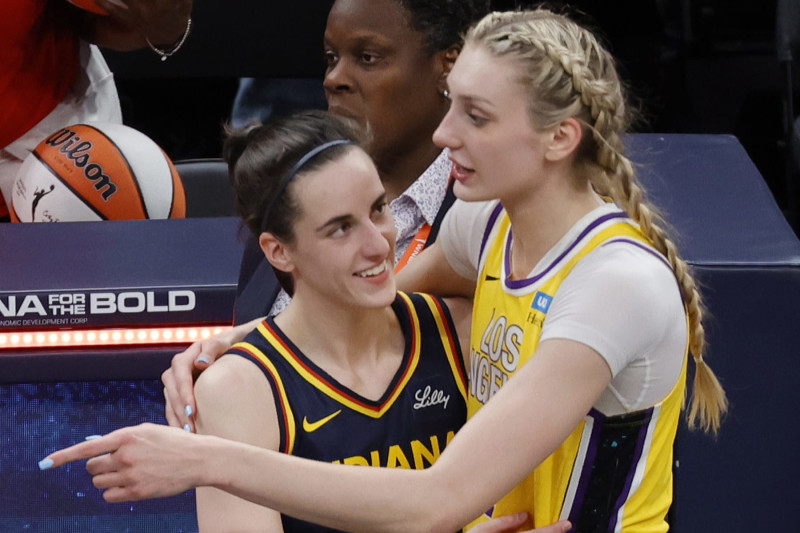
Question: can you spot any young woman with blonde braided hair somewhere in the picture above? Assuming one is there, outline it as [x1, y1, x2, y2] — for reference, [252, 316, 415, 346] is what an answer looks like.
[42, 9, 725, 533]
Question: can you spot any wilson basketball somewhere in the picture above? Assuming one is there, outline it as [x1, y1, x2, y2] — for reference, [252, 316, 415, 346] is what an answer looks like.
[10, 123, 186, 222]
[66, 0, 108, 15]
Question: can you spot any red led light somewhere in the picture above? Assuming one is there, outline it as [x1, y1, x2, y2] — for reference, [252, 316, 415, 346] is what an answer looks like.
[0, 326, 231, 350]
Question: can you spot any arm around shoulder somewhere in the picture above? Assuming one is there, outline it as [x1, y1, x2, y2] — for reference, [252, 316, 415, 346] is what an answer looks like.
[397, 242, 475, 297]
[44, 340, 612, 531]
[162, 316, 265, 431]
[78, 0, 193, 52]
[397, 199, 497, 297]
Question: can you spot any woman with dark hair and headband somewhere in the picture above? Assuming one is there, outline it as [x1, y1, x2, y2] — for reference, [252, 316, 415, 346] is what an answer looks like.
[161, 0, 492, 434]
[190, 110, 470, 531]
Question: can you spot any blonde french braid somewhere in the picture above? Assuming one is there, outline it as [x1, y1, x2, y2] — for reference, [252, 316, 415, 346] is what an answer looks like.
[467, 9, 728, 434]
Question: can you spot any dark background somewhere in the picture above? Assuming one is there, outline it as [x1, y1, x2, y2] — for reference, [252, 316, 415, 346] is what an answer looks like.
[0, 380, 197, 532]
[97, 0, 789, 233]
[101, 0, 798, 233]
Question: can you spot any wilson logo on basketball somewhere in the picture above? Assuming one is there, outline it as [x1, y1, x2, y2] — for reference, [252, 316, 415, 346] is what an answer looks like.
[44, 128, 118, 200]
[11, 121, 186, 222]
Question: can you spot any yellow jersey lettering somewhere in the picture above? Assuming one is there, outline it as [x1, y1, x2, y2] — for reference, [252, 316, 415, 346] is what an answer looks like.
[411, 435, 440, 469]
[386, 444, 411, 469]
[502, 324, 523, 372]
[471, 310, 521, 406]
[483, 314, 506, 364]
[338, 456, 369, 466]
[332, 434, 454, 469]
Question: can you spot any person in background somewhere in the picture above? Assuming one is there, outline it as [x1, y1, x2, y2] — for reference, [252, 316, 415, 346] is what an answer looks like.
[0, 0, 193, 221]
[230, 77, 327, 129]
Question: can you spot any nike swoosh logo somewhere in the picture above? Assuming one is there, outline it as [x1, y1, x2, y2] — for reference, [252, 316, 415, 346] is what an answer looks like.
[302, 410, 342, 433]
[484, 274, 499, 281]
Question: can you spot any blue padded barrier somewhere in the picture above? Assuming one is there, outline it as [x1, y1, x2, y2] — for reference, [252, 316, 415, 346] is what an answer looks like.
[628, 134, 800, 531]
[0, 217, 245, 382]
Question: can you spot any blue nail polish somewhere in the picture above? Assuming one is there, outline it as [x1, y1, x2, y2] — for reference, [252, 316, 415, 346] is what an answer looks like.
[85, 435, 102, 441]
[183, 424, 192, 432]
[197, 356, 211, 365]
[184, 405, 193, 417]
[38, 458, 54, 470]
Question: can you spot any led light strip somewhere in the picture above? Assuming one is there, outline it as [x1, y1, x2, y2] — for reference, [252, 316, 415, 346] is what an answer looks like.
[0, 325, 232, 350]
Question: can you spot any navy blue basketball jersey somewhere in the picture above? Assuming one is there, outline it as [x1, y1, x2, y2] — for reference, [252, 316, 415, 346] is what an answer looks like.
[228, 291, 468, 533]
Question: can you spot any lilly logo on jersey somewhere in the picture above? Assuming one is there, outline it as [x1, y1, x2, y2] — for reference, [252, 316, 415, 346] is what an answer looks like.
[44, 128, 118, 200]
[413, 386, 450, 410]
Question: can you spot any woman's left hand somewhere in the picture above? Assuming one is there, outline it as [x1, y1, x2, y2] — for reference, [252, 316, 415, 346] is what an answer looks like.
[95, 0, 192, 46]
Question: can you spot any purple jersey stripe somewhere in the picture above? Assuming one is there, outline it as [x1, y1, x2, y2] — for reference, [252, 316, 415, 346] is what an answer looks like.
[565, 406, 656, 532]
[566, 408, 605, 529]
[478, 202, 505, 262]
[608, 407, 655, 532]
[503, 211, 631, 290]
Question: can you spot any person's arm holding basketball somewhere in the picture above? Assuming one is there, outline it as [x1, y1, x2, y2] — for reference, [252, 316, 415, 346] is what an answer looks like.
[75, 0, 193, 53]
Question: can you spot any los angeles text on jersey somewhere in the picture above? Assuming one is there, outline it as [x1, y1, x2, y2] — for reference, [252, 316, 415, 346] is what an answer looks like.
[332, 431, 455, 468]
[470, 309, 524, 405]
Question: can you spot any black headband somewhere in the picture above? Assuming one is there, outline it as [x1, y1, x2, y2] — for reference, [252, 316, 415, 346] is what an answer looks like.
[260, 139, 354, 233]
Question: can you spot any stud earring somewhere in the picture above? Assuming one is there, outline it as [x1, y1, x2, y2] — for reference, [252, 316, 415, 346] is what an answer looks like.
[443, 89, 450, 99]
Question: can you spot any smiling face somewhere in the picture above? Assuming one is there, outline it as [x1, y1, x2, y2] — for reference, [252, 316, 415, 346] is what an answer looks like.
[277, 148, 397, 311]
[432, 45, 554, 204]
[323, 0, 449, 164]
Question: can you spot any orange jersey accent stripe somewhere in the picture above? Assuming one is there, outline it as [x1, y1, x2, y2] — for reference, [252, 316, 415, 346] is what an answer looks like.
[419, 292, 468, 401]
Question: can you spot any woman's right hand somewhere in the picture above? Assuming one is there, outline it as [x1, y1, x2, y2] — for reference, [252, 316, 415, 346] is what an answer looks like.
[162, 316, 266, 431]
[162, 337, 229, 431]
